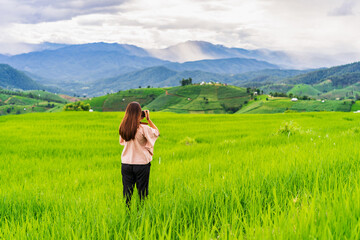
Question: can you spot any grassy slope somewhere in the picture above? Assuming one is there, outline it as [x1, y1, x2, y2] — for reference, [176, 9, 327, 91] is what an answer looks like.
[148, 85, 250, 113]
[0, 89, 69, 116]
[2, 112, 360, 238]
[86, 85, 250, 114]
[320, 83, 360, 99]
[237, 97, 353, 114]
[237, 97, 295, 114]
[351, 101, 360, 111]
[25, 90, 69, 103]
[313, 79, 334, 93]
[287, 84, 321, 97]
[84, 88, 166, 112]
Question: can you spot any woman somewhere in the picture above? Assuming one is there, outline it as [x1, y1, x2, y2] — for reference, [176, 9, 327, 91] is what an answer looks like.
[119, 102, 160, 205]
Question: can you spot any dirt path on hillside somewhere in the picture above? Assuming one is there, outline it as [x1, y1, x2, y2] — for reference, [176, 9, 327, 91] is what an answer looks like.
[58, 94, 79, 102]
[4, 96, 13, 103]
[165, 90, 186, 98]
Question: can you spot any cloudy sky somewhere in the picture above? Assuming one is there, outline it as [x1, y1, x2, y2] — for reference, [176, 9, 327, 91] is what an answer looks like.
[0, 0, 359, 62]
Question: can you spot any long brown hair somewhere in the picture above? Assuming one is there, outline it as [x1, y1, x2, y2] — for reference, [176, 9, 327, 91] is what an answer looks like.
[119, 102, 141, 141]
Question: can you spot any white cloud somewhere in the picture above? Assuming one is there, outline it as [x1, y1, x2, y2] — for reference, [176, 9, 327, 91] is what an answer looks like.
[329, 0, 357, 16]
[0, 0, 126, 24]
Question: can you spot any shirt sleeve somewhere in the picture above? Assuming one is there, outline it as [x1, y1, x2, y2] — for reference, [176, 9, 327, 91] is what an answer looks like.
[143, 126, 160, 155]
[119, 135, 125, 146]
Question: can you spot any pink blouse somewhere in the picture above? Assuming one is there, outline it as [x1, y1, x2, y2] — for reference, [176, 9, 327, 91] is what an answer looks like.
[119, 124, 160, 165]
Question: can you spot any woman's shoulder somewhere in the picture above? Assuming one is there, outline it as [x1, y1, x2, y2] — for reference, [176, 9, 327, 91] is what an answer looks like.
[138, 123, 149, 132]
[139, 123, 150, 128]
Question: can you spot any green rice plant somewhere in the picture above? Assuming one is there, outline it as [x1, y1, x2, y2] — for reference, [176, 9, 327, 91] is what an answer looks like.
[276, 120, 302, 136]
[1, 112, 360, 239]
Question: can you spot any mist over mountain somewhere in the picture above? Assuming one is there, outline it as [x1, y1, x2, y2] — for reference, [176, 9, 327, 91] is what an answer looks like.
[148, 41, 293, 68]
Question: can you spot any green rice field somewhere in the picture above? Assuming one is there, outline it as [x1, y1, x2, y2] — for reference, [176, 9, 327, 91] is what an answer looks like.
[1, 112, 360, 239]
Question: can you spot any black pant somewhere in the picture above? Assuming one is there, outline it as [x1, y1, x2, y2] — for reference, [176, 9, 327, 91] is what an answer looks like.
[121, 163, 151, 205]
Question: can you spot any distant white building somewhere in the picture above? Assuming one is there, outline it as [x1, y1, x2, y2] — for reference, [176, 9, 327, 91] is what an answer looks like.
[200, 81, 206, 85]
[254, 92, 258, 95]
[322, 100, 325, 103]
[291, 98, 298, 102]
[89, 109, 94, 112]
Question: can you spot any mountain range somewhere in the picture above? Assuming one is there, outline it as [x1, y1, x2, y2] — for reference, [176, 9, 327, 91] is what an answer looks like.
[0, 41, 359, 98]
[0, 41, 287, 95]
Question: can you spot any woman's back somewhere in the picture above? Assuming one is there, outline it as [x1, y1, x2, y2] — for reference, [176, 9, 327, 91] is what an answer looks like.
[120, 124, 159, 165]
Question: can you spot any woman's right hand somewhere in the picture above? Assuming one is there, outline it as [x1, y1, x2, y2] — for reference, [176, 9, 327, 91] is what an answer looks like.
[144, 110, 150, 121]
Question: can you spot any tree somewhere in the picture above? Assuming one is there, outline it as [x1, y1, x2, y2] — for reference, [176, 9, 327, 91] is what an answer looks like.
[147, 85, 151, 88]
[180, 78, 192, 86]
[63, 101, 91, 111]
[289, 93, 294, 98]
[6, 108, 11, 114]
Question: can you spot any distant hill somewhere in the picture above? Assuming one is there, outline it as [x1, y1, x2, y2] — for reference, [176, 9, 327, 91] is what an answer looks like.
[0, 54, 8, 62]
[83, 61, 291, 97]
[0, 43, 169, 84]
[0, 64, 67, 94]
[85, 84, 250, 114]
[284, 61, 360, 86]
[255, 61, 360, 99]
[232, 69, 311, 86]
[84, 66, 233, 96]
[259, 84, 294, 95]
[164, 58, 278, 74]
[0, 64, 44, 90]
